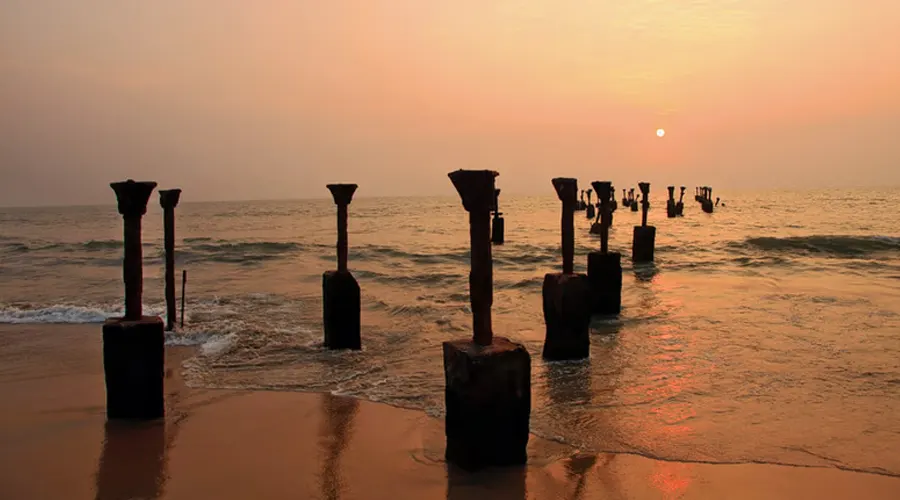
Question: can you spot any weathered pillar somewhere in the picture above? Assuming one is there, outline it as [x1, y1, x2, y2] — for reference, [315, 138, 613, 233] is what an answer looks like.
[629, 188, 639, 212]
[676, 186, 685, 216]
[585, 189, 595, 220]
[491, 188, 505, 245]
[587, 181, 622, 315]
[444, 169, 531, 471]
[578, 190, 586, 210]
[323, 184, 361, 350]
[632, 182, 656, 263]
[666, 185, 677, 218]
[609, 185, 617, 226]
[158, 189, 181, 331]
[621, 188, 629, 207]
[702, 186, 714, 213]
[543, 178, 592, 360]
[104, 180, 164, 420]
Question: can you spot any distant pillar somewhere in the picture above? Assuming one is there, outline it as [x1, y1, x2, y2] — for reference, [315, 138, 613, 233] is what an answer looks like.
[666, 185, 677, 218]
[609, 185, 617, 226]
[323, 183, 361, 350]
[632, 182, 656, 263]
[585, 189, 595, 220]
[630, 188, 639, 212]
[621, 188, 628, 207]
[702, 186, 714, 213]
[587, 181, 622, 315]
[491, 188, 505, 245]
[444, 169, 531, 471]
[158, 189, 181, 331]
[542, 178, 592, 361]
[676, 186, 685, 216]
[104, 180, 164, 420]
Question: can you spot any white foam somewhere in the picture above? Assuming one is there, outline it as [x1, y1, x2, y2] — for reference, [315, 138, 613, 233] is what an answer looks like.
[0, 303, 166, 324]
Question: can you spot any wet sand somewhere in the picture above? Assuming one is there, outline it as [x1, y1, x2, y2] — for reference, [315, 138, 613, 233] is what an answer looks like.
[1, 325, 898, 499]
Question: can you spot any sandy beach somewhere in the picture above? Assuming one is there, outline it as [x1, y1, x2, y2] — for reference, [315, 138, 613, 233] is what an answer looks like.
[0, 324, 898, 500]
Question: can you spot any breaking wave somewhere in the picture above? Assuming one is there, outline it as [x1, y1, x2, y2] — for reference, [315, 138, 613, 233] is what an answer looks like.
[732, 235, 900, 258]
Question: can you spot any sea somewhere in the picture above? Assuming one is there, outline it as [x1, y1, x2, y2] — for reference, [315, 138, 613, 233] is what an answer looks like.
[1, 188, 899, 477]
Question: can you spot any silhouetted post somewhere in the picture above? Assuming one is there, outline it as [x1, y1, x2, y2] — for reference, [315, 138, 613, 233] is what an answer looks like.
[702, 186, 714, 213]
[585, 188, 595, 220]
[632, 182, 656, 263]
[716, 197, 720, 207]
[630, 188, 639, 212]
[621, 188, 629, 208]
[104, 180, 164, 420]
[323, 184, 361, 350]
[158, 189, 181, 331]
[676, 186, 685, 216]
[491, 188, 505, 245]
[587, 181, 622, 315]
[444, 169, 531, 471]
[542, 178, 592, 360]
[666, 186, 677, 218]
[609, 184, 617, 226]
[180, 270, 186, 329]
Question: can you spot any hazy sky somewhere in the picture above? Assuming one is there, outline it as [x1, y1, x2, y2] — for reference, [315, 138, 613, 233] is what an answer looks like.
[2, 1, 899, 206]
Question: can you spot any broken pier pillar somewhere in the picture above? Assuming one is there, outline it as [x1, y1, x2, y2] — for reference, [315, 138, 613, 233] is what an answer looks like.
[158, 189, 181, 331]
[676, 186, 685, 216]
[323, 183, 361, 350]
[666, 186, 677, 218]
[587, 181, 622, 316]
[542, 178, 592, 361]
[491, 188, 505, 245]
[444, 169, 531, 471]
[104, 180, 164, 420]
[632, 182, 656, 263]
[585, 188, 595, 220]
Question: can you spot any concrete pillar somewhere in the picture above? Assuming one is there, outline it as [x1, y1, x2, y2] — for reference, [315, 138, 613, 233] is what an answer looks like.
[104, 180, 164, 420]
[587, 181, 622, 315]
[702, 186, 714, 213]
[666, 185, 677, 218]
[323, 184, 361, 350]
[632, 182, 656, 263]
[158, 189, 181, 331]
[444, 169, 531, 471]
[676, 186, 685, 216]
[542, 178, 592, 361]
[491, 188, 505, 245]
[585, 189, 595, 220]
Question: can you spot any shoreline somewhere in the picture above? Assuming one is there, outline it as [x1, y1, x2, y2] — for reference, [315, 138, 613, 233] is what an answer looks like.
[1, 324, 899, 499]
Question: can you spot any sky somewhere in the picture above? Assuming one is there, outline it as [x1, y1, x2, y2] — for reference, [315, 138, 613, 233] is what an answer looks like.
[1, 1, 899, 206]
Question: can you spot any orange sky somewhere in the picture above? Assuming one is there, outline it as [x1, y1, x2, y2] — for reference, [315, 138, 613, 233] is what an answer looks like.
[2, 1, 899, 205]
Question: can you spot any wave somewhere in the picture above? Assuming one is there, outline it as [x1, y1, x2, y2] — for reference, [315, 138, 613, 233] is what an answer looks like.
[732, 235, 900, 258]
[0, 304, 116, 323]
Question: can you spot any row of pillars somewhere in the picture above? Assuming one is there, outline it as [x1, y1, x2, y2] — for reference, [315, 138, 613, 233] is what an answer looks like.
[100, 173, 666, 473]
[696, 186, 715, 213]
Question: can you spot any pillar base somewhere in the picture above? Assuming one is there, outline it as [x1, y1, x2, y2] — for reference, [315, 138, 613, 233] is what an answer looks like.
[443, 337, 531, 471]
[323, 270, 361, 350]
[676, 202, 684, 216]
[589, 222, 602, 235]
[103, 316, 165, 420]
[491, 216, 505, 245]
[630, 203, 639, 212]
[585, 205, 595, 220]
[542, 273, 591, 361]
[702, 200, 714, 213]
[587, 252, 622, 315]
[632, 226, 656, 263]
[666, 201, 677, 218]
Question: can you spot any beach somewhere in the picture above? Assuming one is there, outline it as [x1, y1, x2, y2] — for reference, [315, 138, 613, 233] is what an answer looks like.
[1, 324, 898, 499]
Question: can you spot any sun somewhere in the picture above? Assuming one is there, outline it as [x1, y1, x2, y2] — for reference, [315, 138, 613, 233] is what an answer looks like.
[656, 128, 666, 138]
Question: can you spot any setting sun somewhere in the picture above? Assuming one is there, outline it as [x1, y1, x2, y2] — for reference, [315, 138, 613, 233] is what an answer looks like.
[657, 129, 666, 137]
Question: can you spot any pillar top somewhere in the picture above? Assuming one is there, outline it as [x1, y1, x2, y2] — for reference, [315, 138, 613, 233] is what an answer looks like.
[551, 178, 578, 204]
[326, 184, 358, 205]
[638, 182, 650, 196]
[448, 170, 498, 213]
[591, 181, 611, 204]
[110, 180, 157, 217]
[158, 189, 182, 209]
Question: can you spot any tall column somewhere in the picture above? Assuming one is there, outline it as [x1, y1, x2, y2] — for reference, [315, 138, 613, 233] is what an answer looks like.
[323, 184, 361, 350]
[443, 169, 530, 471]
[104, 180, 164, 420]
[158, 189, 181, 331]
[587, 181, 622, 315]
[542, 178, 592, 360]
[632, 182, 656, 263]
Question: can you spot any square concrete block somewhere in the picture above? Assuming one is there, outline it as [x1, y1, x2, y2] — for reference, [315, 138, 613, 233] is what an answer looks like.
[542, 273, 592, 361]
[632, 225, 656, 263]
[102, 316, 165, 419]
[587, 251, 622, 315]
[323, 270, 361, 350]
[443, 337, 531, 470]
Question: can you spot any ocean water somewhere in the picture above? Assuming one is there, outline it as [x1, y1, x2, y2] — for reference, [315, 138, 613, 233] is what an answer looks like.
[2, 188, 900, 477]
